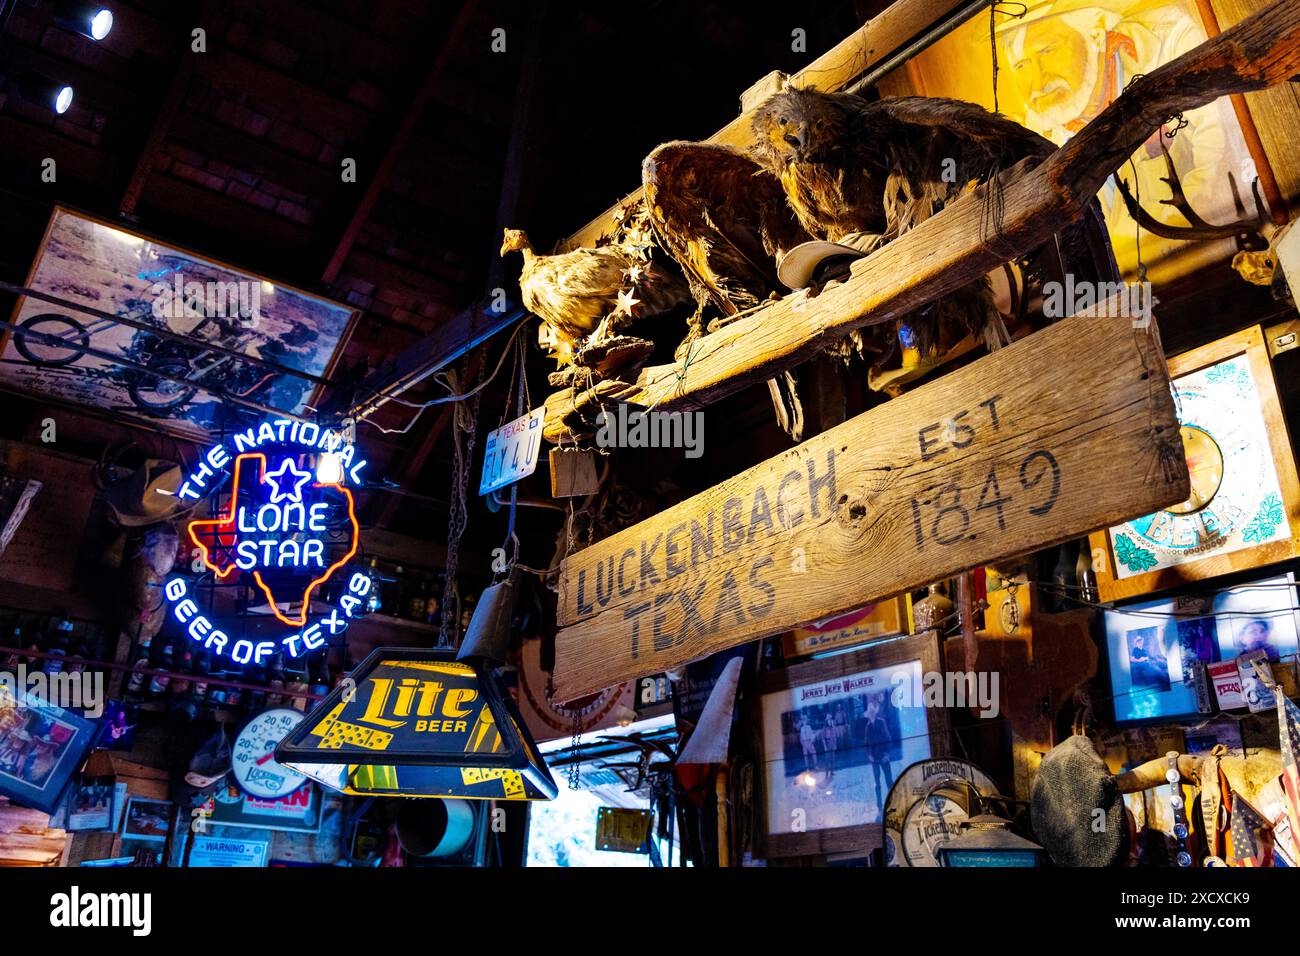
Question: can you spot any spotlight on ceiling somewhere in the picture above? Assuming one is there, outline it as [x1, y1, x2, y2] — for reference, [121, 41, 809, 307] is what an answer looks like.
[53, 3, 113, 41]
[15, 73, 75, 114]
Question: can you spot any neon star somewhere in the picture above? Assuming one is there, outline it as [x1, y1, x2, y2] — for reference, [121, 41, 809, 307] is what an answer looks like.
[264, 457, 312, 503]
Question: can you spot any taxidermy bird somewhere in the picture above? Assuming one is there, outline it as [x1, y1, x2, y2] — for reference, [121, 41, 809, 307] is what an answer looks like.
[501, 226, 690, 385]
[751, 89, 1058, 362]
[642, 141, 814, 438]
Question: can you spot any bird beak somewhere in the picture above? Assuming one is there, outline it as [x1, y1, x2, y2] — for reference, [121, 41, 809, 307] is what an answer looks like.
[784, 129, 805, 150]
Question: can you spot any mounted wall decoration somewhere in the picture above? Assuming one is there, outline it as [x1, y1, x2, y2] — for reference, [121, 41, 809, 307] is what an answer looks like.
[1089, 325, 1300, 602]
[1103, 572, 1300, 724]
[0, 208, 356, 440]
[163, 419, 371, 666]
[781, 597, 912, 660]
[884, 0, 1267, 284]
[514, 636, 634, 744]
[754, 631, 947, 859]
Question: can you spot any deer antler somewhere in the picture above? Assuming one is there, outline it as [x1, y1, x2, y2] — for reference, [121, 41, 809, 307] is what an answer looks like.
[1113, 138, 1270, 243]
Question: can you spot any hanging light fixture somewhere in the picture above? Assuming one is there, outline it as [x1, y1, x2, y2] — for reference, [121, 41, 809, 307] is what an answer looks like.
[275, 646, 557, 801]
[314, 450, 344, 485]
[52, 2, 113, 41]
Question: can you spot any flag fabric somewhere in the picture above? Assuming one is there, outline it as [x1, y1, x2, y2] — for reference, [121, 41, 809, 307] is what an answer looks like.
[1228, 790, 1273, 867]
[1279, 694, 1300, 858]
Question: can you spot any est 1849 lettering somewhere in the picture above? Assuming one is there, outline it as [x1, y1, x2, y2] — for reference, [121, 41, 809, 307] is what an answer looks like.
[911, 394, 1061, 550]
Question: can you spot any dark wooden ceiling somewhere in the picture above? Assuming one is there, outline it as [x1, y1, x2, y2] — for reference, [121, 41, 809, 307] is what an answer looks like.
[0, 0, 871, 571]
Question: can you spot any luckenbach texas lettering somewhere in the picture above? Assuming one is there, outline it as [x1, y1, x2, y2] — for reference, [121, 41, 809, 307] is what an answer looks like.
[570, 447, 838, 658]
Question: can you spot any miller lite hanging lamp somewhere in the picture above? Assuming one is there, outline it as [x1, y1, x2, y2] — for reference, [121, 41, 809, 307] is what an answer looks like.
[274, 646, 557, 801]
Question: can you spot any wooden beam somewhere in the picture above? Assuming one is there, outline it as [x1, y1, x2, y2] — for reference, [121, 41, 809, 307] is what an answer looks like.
[191, 51, 373, 134]
[552, 308, 1187, 700]
[542, 0, 1300, 442]
[338, 9, 541, 421]
[375, 405, 456, 528]
[321, 0, 481, 285]
[140, 173, 313, 249]
[168, 111, 339, 196]
[560, 0, 973, 251]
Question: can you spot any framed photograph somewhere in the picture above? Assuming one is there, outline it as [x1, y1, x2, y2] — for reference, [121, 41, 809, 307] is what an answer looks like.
[781, 596, 912, 660]
[1089, 326, 1300, 602]
[121, 796, 173, 843]
[0, 685, 100, 813]
[1103, 573, 1300, 724]
[754, 631, 946, 859]
[66, 774, 116, 831]
[0, 207, 357, 441]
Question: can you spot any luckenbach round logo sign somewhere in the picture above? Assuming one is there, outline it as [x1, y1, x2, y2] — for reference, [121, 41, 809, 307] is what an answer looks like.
[164, 419, 372, 665]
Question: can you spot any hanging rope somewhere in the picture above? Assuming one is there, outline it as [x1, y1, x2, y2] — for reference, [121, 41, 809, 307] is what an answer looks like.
[988, 2, 1027, 116]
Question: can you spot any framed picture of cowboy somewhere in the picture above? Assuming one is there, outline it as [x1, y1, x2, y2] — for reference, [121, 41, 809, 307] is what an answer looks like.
[753, 631, 947, 860]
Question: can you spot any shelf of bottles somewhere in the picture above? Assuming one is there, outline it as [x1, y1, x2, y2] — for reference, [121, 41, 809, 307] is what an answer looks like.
[363, 558, 448, 630]
[0, 606, 113, 686]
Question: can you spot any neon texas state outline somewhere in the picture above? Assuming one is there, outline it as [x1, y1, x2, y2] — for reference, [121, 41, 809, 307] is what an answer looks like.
[187, 452, 359, 627]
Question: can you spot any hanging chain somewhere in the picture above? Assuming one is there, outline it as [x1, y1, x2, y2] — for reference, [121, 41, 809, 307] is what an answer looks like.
[567, 707, 582, 789]
[438, 352, 486, 648]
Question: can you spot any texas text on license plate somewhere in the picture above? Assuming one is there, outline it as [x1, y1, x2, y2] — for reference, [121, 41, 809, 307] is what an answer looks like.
[479, 407, 546, 496]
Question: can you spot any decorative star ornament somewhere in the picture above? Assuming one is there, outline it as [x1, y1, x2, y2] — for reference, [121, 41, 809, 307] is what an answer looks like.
[615, 288, 641, 317]
[264, 457, 312, 503]
[623, 263, 646, 285]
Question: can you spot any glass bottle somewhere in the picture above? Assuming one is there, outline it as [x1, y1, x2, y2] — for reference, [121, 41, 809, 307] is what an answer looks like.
[148, 636, 173, 696]
[41, 616, 73, 675]
[126, 632, 152, 697]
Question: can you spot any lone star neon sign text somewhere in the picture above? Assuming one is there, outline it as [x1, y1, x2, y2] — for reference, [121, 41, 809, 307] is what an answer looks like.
[188, 451, 360, 626]
[163, 420, 370, 663]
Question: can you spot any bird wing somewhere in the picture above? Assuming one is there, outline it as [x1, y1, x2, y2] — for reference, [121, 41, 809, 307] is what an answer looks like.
[866, 96, 1055, 165]
[521, 247, 627, 342]
[857, 96, 1055, 238]
[643, 141, 810, 315]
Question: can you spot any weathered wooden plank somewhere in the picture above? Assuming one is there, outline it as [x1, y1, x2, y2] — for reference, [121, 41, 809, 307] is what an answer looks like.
[552, 310, 1188, 700]
[542, 0, 1300, 443]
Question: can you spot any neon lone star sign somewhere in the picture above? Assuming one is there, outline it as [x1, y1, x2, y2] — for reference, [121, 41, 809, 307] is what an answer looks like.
[162, 419, 373, 664]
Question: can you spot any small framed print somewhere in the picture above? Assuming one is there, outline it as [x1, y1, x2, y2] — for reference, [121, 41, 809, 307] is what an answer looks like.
[754, 631, 946, 860]
[0, 685, 100, 813]
[1090, 326, 1300, 602]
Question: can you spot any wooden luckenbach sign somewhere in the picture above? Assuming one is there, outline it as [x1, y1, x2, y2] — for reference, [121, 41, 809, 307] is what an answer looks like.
[553, 311, 1189, 700]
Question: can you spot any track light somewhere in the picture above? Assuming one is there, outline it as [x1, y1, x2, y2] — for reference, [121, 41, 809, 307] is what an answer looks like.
[14, 72, 75, 114]
[52, 3, 113, 41]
